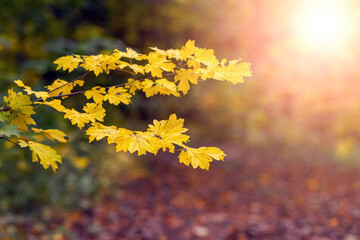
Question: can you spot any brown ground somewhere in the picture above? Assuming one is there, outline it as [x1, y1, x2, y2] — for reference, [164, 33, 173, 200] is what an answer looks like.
[2, 146, 360, 240]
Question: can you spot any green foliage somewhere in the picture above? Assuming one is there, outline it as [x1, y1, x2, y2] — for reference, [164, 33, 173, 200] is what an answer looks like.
[0, 148, 101, 211]
[0, 125, 21, 138]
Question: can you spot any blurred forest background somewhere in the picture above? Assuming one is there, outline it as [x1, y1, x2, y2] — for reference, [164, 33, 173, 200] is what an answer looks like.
[2, 0, 360, 239]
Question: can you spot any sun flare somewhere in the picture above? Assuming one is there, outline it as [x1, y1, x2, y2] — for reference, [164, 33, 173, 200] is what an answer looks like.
[295, 0, 351, 50]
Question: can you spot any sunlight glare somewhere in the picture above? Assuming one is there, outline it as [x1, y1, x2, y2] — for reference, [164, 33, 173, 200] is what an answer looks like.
[295, 0, 351, 50]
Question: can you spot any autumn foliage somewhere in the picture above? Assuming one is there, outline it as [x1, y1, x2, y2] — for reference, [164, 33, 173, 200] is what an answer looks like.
[0, 40, 251, 172]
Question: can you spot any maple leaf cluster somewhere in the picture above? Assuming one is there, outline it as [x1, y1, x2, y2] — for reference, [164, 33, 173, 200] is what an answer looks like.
[0, 40, 251, 172]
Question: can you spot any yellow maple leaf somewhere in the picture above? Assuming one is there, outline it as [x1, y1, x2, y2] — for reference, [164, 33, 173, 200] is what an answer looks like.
[112, 49, 123, 58]
[104, 87, 132, 105]
[10, 115, 35, 132]
[14, 80, 48, 101]
[166, 49, 181, 59]
[180, 40, 198, 60]
[200, 147, 227, 161]
[83, 103, 106, 123]
[102, 54, 123, 73]
[32, 128, 68, 143]
[194, 48, 219, 67]
[45, 79, 84, 98]
[147, 113, 189, 152]
[128, 64, 145, 74]
[144, 65, 162, 78]
[122, 47, 141, 59]
[153, 79, 180, 97]
[86, 123, 118, 142]
[112, 50, 130, 68]
[141, 79, 155, 97]
[4, 89, 35, 115]
[141, 78, 180, 97]
[80, 53, 126, 75]
[178, 146, 225, 170]
[144, 52, 176, 78]
[4, 89, 36, 131]
[195, 68, 215, 80]
[80, 55, 105, 76]
[113, 131, 156, 155]
[64, 109, 87, 129]
[54, 55, 83, 72]
[18, 140, 29, 148]
[38, 100, 66, 112]
[125, 78, 143, 95]
[86, 123, 132, 143]
[174, 68, 198, 95]
[150, 47, 182, 60]
[187, 58, 201, 71]
[18, 140, 62, 173]
[85, 86, 106, 103]
[126, 131, 157, 155]
[64, 103, 105, 129]
[149, 46, 167, 55]
[212, 59, 252, 84]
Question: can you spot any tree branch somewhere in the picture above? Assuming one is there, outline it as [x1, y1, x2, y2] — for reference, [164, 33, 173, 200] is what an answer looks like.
[0, 106, 10, 112]
[115, 68, 136, 75]
[33, 71, 90, 102]
[48, 71, 90, 95]
[33, 71, 177, 102]
[0, 134, 17, 145]
[33, 90, 87, 102]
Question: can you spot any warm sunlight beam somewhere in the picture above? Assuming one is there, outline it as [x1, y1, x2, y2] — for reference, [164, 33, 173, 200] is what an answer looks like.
[295, 0, 352, 51]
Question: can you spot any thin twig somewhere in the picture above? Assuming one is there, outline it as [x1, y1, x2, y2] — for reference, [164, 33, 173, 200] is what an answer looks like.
[116, 68, 136, 75]
[32, 57, 183, 104]
[33, 90, 87, 102]
[48, 71, 90, 95]
[0, 106, 10, 112]
[0, 134, 17, 145]
[33, 71, 178, 102]
[109, 72, 176, 88]
[32, 72, 90, 103]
